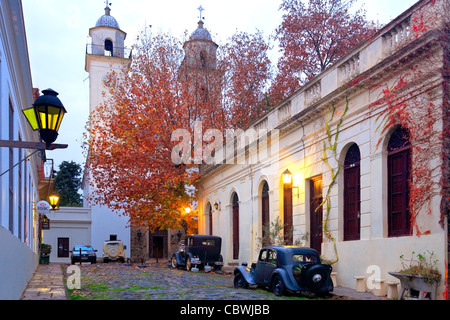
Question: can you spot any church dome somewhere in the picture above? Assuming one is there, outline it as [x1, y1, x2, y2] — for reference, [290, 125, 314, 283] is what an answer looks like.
[95, 6, 120, 29]
[190, 20, 212, 41]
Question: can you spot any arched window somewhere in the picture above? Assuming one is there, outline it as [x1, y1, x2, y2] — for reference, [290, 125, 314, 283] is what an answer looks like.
[387, 127, 411, 237]
[232, 193, 240, 260]
[261, 181, 270, 241]
[105, 39, 113, 56]
[344, 144, 361, 241]
[200, 51, 207, 69]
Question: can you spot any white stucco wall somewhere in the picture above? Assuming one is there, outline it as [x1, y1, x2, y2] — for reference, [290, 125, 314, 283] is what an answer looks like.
[0, 226, 38, 300]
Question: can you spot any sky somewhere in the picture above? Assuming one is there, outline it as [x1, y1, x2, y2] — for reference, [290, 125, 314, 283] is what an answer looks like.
[21, 0, 418, 170]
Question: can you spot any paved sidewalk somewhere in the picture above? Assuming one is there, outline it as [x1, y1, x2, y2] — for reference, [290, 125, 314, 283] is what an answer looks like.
[20, 263, 67, 300]
[332, 286, 387, 300]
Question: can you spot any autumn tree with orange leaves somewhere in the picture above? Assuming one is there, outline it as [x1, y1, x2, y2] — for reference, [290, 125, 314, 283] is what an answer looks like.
[86, 28, 272, 231]
[269, 0, 377, 105]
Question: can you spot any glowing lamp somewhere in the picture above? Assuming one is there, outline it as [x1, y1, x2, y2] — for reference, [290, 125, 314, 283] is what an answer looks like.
[23, 89, 67, 148]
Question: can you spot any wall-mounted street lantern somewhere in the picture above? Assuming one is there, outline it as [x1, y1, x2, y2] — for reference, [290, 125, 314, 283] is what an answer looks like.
[283, 169, 299, 198]
[49, 194, 60, 211]
[22, 88, 67, 148]
[282, 169, 293, 185]
[0, 88, 68, 177]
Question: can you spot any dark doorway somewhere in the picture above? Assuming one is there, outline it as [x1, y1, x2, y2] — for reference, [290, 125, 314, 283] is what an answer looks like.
[261, 181, 270, 240]
[232, 193, 240, 260]
[152, 236, 164, 259]
[283, 185, 293, 244]
[149, 230, 168, 260]
[58, 238, 70, 258]
[344, 144, 361, 241]
[208, 203, 213, 236]
[310, 176, 323, 254]
[387, 128, 411, 237]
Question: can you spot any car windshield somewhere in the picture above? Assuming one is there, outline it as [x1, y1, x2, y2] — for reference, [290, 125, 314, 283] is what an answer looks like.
[106, 243, 120, 246]
[201, 240, 215, 246]
[292, 254, 318, 263]
[74, 246, 93, 251]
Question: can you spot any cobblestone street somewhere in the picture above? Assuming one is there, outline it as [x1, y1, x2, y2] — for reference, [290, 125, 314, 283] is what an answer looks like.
[62, 262, 316, 300]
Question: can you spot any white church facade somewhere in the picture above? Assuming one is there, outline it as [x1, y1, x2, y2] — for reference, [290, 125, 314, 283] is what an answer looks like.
[197, 0, 449, 299]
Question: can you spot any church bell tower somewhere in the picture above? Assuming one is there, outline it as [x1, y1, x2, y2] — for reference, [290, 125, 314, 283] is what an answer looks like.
[85, 2, 131, 114]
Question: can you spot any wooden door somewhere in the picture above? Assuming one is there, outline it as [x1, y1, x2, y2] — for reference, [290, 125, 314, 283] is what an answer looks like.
[310, 177, 323, 254]
[283, 186, 293, 244]
[232, 194, 240, 260]
[208, 204, 213, 236]
[58, 238, 69, 258]
[344, 165, 361, 241]
[261, 183, 270, 240]
[388, 148, 411, 237]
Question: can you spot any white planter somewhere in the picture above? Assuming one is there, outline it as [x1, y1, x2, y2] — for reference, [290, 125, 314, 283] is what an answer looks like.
[388, 272, 438, 300]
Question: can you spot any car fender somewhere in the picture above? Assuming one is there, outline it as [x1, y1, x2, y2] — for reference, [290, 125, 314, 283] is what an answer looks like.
[271, 268, 299, 292]
[173, 252, 186, 265]
[234, 266, 256, 285]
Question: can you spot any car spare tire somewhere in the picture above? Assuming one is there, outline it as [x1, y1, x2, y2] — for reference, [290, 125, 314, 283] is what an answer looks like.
[106, 246, 120, 258]
[301, 264, 331, 291]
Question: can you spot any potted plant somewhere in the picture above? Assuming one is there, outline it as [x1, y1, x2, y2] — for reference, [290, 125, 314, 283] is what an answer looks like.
[40, 243, 52, 255]
[39, 244, 52, 264]
[388, 251, 441, 300]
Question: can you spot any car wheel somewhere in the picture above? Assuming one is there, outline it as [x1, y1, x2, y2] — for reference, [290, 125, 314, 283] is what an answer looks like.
[233, 273, 249, 289]
[171, 255, 178, 269]
[272, 275, 286, 297]
[186, 257, 192, 271]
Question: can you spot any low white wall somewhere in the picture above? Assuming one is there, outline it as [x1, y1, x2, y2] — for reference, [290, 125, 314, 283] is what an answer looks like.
[328, 233, 447, 299]
[0, 226, 38, 300]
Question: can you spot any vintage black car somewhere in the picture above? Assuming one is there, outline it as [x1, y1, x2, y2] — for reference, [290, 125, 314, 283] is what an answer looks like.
[170, 235, 223, 272]
[234, 246, 333, 296]
[70, 245, 97, 264]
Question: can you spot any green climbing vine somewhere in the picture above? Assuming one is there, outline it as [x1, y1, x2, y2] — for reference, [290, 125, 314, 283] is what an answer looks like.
[318, 97, 349, 265]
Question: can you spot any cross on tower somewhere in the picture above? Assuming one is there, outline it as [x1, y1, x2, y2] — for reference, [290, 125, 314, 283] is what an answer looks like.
[197, 5, 205, 20]
[105, 0, 111, 8]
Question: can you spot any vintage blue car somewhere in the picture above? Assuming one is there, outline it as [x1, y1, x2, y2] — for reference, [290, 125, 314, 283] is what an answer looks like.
[233, 246, 333, 296]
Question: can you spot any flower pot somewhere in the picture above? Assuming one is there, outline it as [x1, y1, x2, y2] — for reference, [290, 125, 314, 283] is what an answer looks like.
[388, 272, 437, 300]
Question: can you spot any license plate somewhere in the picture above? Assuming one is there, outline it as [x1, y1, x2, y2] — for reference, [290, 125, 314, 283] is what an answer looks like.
[215, 262, 223, 266]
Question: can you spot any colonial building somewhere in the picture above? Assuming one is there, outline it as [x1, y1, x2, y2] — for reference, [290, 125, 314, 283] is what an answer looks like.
[197, 0, 449, 299]
[0, 0, 45, 299]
